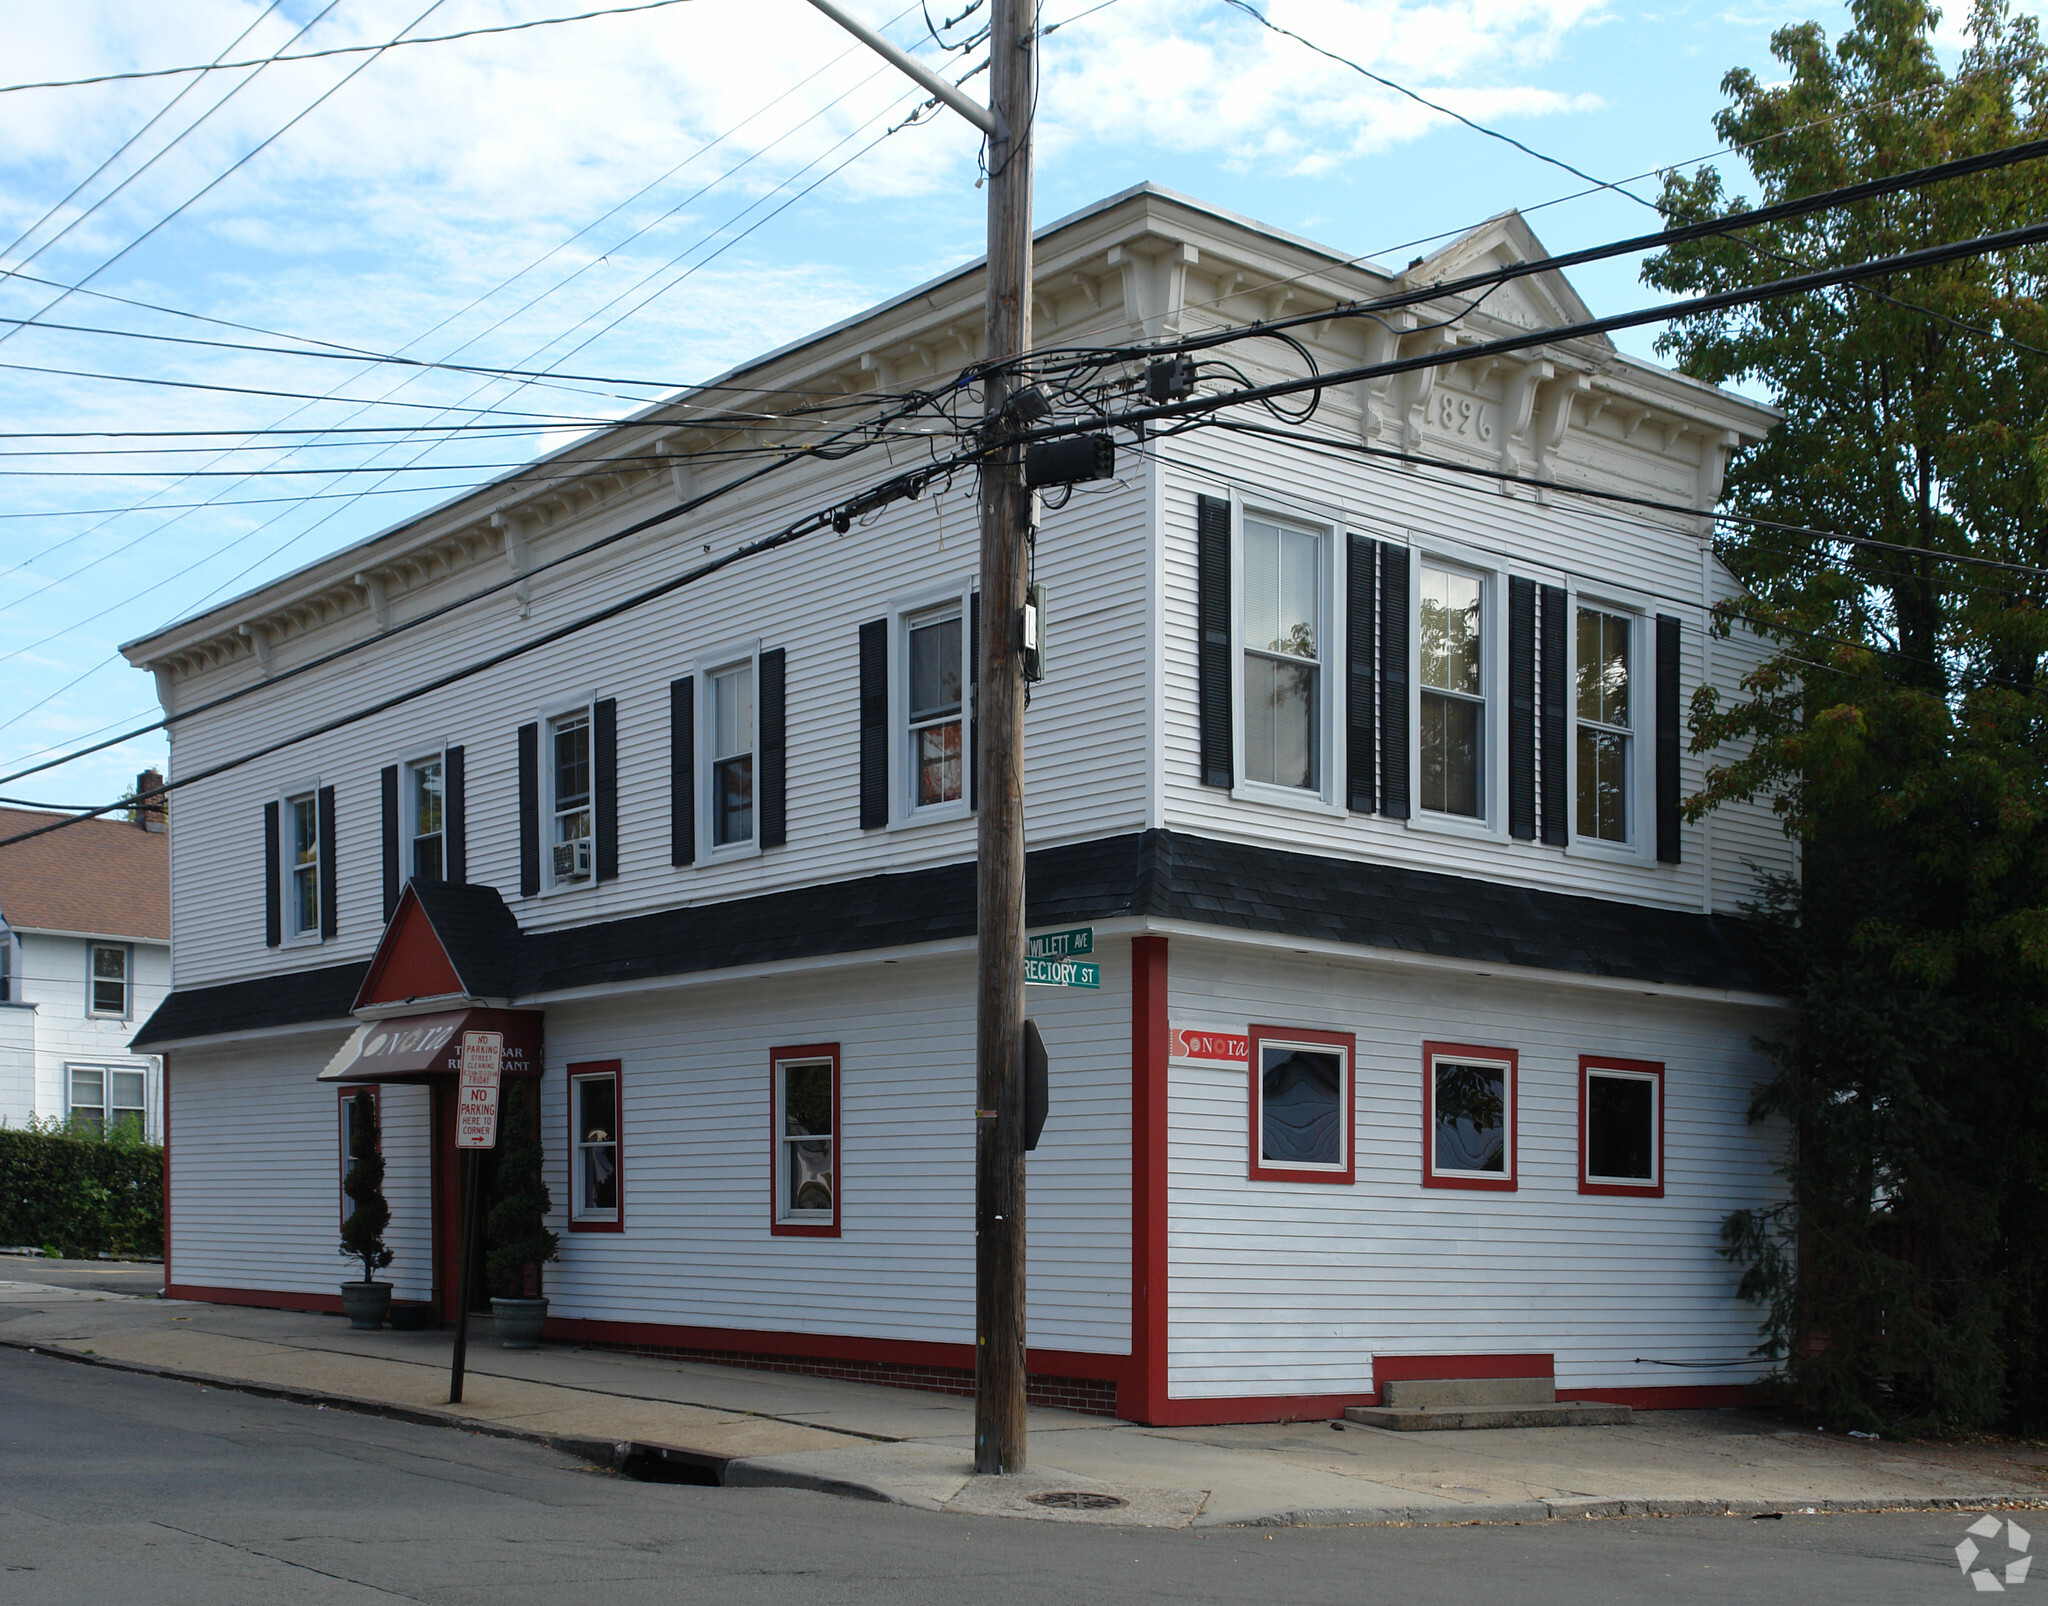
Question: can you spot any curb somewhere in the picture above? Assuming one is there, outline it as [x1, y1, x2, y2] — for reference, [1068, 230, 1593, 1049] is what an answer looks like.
[1221, 1493, 2048, 1529]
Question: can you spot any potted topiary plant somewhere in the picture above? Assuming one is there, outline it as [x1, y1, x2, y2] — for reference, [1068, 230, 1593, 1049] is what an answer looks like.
[485, 1087, 559, 1348]
[338, 1093, 394, 1329]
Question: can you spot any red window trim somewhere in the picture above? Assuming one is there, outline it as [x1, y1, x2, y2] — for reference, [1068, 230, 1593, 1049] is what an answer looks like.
[1246, 1024, 1356, 1185]
[1422, 1040, 1519, 1192]
[338, 1085, 381, 1229]
[770, 1043, 841, 1238]
[1578, 1055, 1665, 1198]
[566, 1059, 625, 1232]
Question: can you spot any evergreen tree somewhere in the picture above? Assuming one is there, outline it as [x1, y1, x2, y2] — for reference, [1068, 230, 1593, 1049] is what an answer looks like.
[338, 1094, 394, 1286]
[486, 1089, 559, 1300]
[1645, 0, 2048, 1431]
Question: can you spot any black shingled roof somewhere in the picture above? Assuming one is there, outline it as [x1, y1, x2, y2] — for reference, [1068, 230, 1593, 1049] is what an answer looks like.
[133, 830, 1772, 1048]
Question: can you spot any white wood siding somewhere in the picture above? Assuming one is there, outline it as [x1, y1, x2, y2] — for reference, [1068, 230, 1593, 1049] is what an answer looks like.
[158, 454, 1152, 992]
[5, 933, 169, 1137]
[166, 1034, 434, 1303]
[1163, 938, 1786, 1399]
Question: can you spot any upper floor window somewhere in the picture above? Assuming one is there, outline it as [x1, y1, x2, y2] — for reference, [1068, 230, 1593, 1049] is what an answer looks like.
[287, 793, 321, 936]
[907, 607, 964, 811]
[1576, 606, 1633, 844]
[1241, 516, 1323, 791]
[407, 755, 445, 881]
[711, 662, 755, 847]
[1419, 564, 1485, 818]
[88, 943, 128, 1018]
[549, 710, 593, 885]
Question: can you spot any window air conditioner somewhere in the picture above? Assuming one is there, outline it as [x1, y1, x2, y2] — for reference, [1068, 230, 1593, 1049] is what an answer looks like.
[552, 838, 592, 882]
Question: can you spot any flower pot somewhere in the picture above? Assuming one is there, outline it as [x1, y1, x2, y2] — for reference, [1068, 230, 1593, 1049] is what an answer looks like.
[340, 1281, 393, 1330]
[491, 1295, 548, 1349]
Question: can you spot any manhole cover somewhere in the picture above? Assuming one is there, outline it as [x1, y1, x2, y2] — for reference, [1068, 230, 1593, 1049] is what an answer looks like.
[1027, 1490, 1128, 1511]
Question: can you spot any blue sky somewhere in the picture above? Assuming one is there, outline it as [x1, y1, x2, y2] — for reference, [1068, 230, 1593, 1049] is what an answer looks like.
[0, 0, 2012, 806]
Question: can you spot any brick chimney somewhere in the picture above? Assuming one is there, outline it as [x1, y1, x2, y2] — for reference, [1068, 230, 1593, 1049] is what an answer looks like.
[135, 768, 167, 831]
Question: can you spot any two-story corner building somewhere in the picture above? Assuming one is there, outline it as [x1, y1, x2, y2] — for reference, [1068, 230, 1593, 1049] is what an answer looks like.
[124, 184, 1788, 1425]
[0, 783, 170, 1141]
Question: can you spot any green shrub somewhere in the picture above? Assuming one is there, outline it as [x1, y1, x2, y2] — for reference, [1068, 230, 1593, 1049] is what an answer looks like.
[338, 1094, 394, 1285]
[486, 1089, 558, 1300]
[0, 1123, 163, 1259]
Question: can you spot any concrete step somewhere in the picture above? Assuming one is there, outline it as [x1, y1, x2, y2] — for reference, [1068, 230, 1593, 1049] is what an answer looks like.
[1345, 1401, 1634, 1431]
[1383, 1376, 1555, 1408]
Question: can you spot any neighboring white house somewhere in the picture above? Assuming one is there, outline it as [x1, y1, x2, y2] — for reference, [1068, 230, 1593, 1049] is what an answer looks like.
[0, 784, 170, 1141]
[124, 185, 1788, 1424]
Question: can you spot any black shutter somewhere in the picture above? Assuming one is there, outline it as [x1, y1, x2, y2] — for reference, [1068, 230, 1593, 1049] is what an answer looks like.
[594, 697, 619, 882]
[1656, 614, 1682, 864]
[444, 745, 466, 884]
[670, 676, 696, 866]
[1508, 577, 1536, 841]
[858, 619, 888, 829]
[1196, 494, 1233, 788]
[517, 722, 540, 897]
[1378, 541, 1410, 818]
[263, 800, 281, 948]
[317, 786, 337, 939]
[760, 647, 787, 849]
[1539, 585, 1569, 846]
[380, 765, 400, 920]
[968, 590, 980, 811]
[1345, 533, 1376, 812]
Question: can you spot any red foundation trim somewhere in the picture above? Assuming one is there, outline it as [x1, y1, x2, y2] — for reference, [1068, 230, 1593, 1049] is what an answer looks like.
[163, 1282, 345, 1315]
[1135, 1379, 1755, 1426]
[1128, 934, 1169, 1426]
[1375, 1351, 1553, 1384]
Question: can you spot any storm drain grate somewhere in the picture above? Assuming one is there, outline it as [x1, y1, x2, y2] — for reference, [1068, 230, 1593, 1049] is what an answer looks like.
[1027, 1490, 1128, 1511]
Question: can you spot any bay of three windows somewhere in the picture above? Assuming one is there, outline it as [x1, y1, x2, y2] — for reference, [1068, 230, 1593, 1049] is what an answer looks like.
[1238, 507, 1642, 846]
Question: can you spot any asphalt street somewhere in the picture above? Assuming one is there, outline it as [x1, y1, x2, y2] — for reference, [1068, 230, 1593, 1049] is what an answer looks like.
[0, 1347, 2004, 1604]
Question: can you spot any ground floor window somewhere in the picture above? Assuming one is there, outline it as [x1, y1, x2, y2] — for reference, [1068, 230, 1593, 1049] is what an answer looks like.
[1580, 1057, 1664, 1196]
[338, 1087, 379, 1223]
[568, 1062, 622, 1228]
[1247, 1025, 1355, 1183]
[69, 1062, 147, 1139]
[771, 1045, 839, 1235]
[1423, 1041, 1518, 1190]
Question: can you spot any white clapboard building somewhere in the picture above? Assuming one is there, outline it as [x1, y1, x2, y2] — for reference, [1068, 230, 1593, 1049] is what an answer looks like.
[126, 186, 1787, 1424]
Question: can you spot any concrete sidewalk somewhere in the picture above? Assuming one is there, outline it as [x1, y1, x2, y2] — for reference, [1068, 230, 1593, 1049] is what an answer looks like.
[2, 1262, 2043, 1529]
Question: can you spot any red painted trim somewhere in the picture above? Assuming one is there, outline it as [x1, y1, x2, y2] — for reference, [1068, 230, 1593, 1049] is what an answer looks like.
[1578, 1055, 1666, 1198]
[1422, 1039, 1519, 1191]
[163, 1282, 346, 1316]
[1246, 1023, 1357, 1185]
[1128, 1378, 1752, 1426]
[337, 1084, 382, 1230]
[769, 1043, 840, 1237]
[1128, 935, 1169, 1426]
[1374, 1352, 1553, 1384]
[565, 1060, 624, 1233]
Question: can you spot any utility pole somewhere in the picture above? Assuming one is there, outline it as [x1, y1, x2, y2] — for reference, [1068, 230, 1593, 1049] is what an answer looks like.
[797, 0, 1035, 1474]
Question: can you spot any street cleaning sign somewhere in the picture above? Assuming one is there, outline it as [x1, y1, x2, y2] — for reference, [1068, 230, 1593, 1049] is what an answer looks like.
[1025, 926, 1098, 988]
[455, 1030, 504, 1149]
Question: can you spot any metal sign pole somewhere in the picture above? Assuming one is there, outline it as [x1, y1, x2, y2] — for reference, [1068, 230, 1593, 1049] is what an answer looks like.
[448, 1029, 505, 1405]
[449, 1147, 482, 1404]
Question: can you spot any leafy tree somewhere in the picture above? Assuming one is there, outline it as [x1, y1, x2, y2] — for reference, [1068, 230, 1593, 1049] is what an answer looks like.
[338, 1094, 394, 1286]
[1644, 0, 2048, 1431]
[486, 1088, 559, 1300]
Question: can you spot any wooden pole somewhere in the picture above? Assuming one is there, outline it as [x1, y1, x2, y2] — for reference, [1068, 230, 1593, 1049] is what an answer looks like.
[448, 1147, 481, 1404]
[973, 0, 1035, 1477]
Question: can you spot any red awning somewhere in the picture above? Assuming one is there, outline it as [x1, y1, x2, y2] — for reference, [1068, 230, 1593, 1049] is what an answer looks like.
[318, 1007, 542, 1084]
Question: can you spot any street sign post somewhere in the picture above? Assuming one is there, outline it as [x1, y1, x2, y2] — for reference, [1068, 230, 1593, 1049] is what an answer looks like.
[448, 1029, 505, 1405]
[1026, 926, 1093, 960]
[1023, 956, 1099, 988]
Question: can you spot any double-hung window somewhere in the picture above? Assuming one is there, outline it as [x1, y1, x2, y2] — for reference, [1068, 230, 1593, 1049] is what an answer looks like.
[549, 711, 593, 885]
[1575, 606, 1634, 844]
[407, 755, 445, 881]
[1248, 1025, 1355, 1183]
[69, 1063, 146, 1139]
[907, 607, 964, 812]
[1580, 1056, 1663, 1196]
[287, 792, 321, 936]
[1418, 565, 1486, 818]
[1423, 1041, 1517, 1190]
[88, 943, 128, 1018]
[711, 661, 755, 848]
[1241, 517, 1324, 792]
[568, 1063, 622, 1228]
[771, 1044, 839, 1235]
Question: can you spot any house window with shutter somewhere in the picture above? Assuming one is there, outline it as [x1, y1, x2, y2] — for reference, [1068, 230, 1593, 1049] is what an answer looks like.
[1240, 516, 1325, 792]
[546, 709, 594, 887]
[405, 753, 445, 881]
[284, 791, 321, 938]
[907, 606, 964, 811]
[1575, 606, 1636, 844]
[709, 659, 755, 849]
[1418, 563, 1488, 819]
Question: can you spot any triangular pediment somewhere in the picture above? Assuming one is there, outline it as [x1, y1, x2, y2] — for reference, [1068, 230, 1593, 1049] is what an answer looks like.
[1399, 211, 1612, 350]
[350, 879, 523, 1013]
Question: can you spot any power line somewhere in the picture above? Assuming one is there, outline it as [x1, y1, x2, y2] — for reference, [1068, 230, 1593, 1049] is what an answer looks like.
[0, 1, 705, 96]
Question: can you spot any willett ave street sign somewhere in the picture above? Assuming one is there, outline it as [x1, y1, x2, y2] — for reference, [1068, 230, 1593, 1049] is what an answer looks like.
[1025, 927, 1097, 988]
